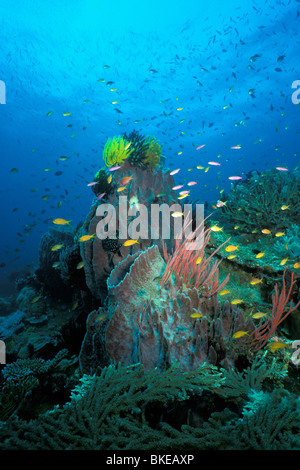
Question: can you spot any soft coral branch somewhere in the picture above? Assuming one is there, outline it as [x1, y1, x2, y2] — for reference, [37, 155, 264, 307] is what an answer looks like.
[248, 269, 300, 352]
[160, 214, 230, 296]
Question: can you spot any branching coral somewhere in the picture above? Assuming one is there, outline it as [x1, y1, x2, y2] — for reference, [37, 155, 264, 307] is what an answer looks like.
[219, 168, 300, 233]
[0, 350, 69, 421]
[0, 362, 224, 450]
[248, 270, 300, 351]
[102, 136, 133, 168]
[216, 352, 288, 399]
[160, 216, 230, 296]
[274, 224, 300, 259]
[1, 362, 298, 450]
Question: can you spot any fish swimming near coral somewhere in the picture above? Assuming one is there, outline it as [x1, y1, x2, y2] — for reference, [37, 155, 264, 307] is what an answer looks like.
[52, 218, 71, 225]
[232, 330, 249, 338]
[123, 238, 139, 246]
[79, 234, 96, 242]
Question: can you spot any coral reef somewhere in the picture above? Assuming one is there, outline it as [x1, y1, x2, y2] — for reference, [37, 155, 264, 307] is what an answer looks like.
[0, 349, 77, 422]
[248, 270, 300, 351]
[274, 224, 300, 260]
[218, 168, 300, 233]
[1, 361, 298, 450]
[80, 245, 255, 374]
[0, 310, 26, 341]
[2, 133, 299, 451]
[80, 160, 178, 302]
[37, 225, 89, 296]
[0, 362, 224, 450]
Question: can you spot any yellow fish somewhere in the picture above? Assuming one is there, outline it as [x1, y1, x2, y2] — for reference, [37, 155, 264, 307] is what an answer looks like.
[124, 142, 132, 150]
[177, 107, 184, 111]
[196, 165, 204, 169]
[234, 225, 240, 230]
[76, 261, 85, 269]
[171, 212, 184, 218]
[250, 278, 262, 285]
[227, 255, 237, 260]
[117, 186, 127, 192]
[280, 258, 288, 266]
[261, 229, 271, 234]
[225, 245, 239, 252]
[63, 112, 72, 116]
[231, 299, 244, 305]
[219, 289, 231, 296]
[52, 218, 71, 225]
[196, 256, 202, 265]
[51, 244, 64, 251]
[275, 232, 285, 237]
[79, 234, 96, 242]
[107, 174, 112, 184]
[210, 225, 223, 232]
[281, 205, 290, 210]
[205, 167, 209, 173]
[293, 262, 300, 269]
[256, 252, 265, 259]
[31, 295, 42, 304]
[252, 312, 268, 319]
[178, 194, 189, 200]
[268, 341, 288, 352]
[232, 330, 249, 339]
[123, 238, 139, 246]
[190, 312, 203, 319]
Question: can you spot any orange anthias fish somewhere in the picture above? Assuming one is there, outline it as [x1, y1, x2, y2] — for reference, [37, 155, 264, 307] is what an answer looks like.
[119, 175, 134, 186]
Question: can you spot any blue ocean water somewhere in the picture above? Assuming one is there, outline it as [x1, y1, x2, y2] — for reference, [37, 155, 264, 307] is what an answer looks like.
[0, 0, 299, 293]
